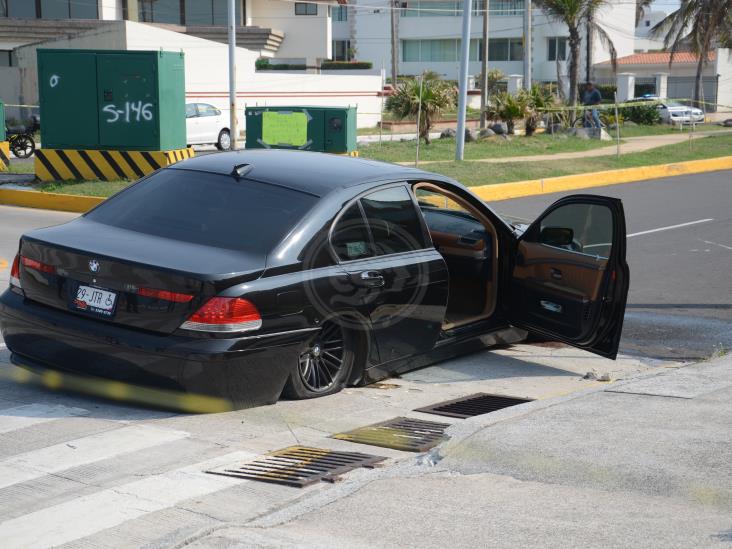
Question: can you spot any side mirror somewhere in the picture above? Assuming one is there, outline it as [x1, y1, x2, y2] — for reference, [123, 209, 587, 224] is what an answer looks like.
[540, 226, 574, 246]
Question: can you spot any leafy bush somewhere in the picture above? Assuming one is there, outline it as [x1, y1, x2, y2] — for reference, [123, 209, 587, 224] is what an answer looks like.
[255, 58, 306, 71]
[596, 84, 618, 102]
[522, 85, 556, 136]
[486, 91, 528, 135]
[600, 111, 624, 127]
[321, 61, 374, 70]
[619, 103, 661, 125]
[386, 77, 457, 144]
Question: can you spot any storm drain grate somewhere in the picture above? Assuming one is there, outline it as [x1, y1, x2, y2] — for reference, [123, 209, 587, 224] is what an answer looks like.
[332, 417, 450, 452]
[206, 446, 386, 488]
[414, 393, 534, 419]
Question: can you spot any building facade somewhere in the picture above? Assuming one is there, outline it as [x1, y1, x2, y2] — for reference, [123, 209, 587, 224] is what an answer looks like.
[345, 0, 636, 83]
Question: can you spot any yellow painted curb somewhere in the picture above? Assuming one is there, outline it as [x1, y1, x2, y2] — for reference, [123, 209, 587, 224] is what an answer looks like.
[0, 141, 9, 172]
[470, 155, 732, 202]
[0, 188, 104, 213]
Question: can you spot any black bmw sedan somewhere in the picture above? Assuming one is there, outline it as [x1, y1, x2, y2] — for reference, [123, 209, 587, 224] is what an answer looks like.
[0, 150, 629, 408]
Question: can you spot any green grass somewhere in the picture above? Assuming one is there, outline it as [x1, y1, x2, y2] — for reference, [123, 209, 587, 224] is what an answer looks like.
[618, 123, 730, 138]
[360, 133, 614, 163]
[6, 161, 35, 174]
[422, 133, 732, 186]
[38, 179, 130, 197]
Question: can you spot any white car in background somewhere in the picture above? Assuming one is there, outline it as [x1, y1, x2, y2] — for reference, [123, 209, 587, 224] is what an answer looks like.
[628, 96, 705, 125]
[185, 103, 231, 150]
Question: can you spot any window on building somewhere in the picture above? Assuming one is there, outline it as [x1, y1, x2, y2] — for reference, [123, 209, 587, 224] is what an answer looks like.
[2, 0, 97, 19]
[490, 0, 522, 16]
[137, 1, 242, 26]
[295, 2, 318, 16]
[485, 38, 523, 61]
[645, 20, 650, 27]
[333, 40, 352, 61]
[547, 37, 567, 61]
[0, 50, 12, 67]
[402, 39, 483, 62]
[332, 5, 348, 21]
[139, 0, 182, 24]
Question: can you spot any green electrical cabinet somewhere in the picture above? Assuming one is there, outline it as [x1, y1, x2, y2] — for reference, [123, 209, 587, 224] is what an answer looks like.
[245, 106, 357, 154]
[38, 49, 186, 151]
[0, 100, 6, 141]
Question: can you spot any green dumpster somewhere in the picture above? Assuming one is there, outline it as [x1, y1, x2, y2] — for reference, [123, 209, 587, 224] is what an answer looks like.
[245, 106, 357, 154]
[37, 49, 186, 151]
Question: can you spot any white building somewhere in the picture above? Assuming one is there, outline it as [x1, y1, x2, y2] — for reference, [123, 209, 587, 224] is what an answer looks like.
[635, 10, 667, 53]
[345, 0, 636, 83]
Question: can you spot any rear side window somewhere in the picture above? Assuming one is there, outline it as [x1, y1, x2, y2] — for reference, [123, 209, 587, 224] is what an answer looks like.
[85, 169, 317, 253]
[331, 203, 373, 261]
[360, 186, 427, 256]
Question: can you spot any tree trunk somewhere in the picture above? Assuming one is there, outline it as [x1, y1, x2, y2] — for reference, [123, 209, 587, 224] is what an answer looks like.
[693, 56, 704, 109]
[390, 0, 399, 86]
[568, 27, 581, 106]
[585, 14, 594, 83]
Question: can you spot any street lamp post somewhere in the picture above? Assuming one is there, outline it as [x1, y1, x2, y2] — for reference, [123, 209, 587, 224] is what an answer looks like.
[455, 0, 473, 161]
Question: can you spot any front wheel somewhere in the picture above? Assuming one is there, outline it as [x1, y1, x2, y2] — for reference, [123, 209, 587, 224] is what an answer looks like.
[215, 129, 231, 151]
[283, 322, 356, 399]
[10, 135, 35, 158]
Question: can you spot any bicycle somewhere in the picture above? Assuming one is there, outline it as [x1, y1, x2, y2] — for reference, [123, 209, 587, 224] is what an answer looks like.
[6, 115, 40, 159]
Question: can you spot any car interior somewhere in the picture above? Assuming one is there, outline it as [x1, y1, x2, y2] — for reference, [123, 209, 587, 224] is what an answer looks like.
[412, 182, 499, 330]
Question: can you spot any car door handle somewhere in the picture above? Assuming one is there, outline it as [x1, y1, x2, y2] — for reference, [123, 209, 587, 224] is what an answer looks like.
[356, 271, 385, 288]
[550, 268, 563, 280]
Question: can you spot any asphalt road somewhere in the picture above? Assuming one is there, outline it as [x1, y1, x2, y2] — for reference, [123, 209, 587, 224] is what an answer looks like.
[0, 169, 730, 360]
[495, 169, 732, 361]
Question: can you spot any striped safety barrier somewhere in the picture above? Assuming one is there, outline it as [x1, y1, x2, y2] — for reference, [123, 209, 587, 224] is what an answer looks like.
[0, 142, 9, 172]
[34, 147, 195, 182]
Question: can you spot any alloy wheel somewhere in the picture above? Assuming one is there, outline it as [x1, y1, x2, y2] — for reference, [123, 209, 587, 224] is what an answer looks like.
[298, 323, 346, 393]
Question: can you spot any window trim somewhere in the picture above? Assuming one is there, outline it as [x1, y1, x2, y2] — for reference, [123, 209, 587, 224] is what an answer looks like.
[328, 182, 432, 265]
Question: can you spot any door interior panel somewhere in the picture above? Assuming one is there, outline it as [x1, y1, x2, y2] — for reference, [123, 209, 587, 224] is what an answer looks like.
[513, 240, 608, 340]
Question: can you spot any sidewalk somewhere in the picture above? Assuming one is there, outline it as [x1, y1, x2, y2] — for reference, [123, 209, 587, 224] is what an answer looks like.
[186, 355, 732, 548]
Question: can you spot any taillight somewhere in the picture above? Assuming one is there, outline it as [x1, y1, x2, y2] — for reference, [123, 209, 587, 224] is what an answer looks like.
[137, 287, 194, 303]
[9, 255, 21, 288]
[180, 297, 262, 333]
[21, 256, 56, 274]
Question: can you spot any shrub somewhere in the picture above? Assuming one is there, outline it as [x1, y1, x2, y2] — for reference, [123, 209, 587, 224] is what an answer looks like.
[486, 91, 528, 135]
[386, 77, 457, 144]
[600, 111, 624, 127]
[321, 61, 373, 70]
[255, 58, 307, 71]
[619, 103, 661, 125]
[596, 84, 618, 102]
[522, 85, 556, 136]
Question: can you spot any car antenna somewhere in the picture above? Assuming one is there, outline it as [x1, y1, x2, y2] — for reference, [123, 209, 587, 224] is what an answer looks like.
[232, 163, 253, 180]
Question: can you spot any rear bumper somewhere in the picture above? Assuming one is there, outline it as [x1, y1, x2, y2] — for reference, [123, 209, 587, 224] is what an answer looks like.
[0, 290, 312, 409]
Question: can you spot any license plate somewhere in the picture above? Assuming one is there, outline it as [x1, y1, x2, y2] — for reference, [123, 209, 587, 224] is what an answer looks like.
[73, 285, 117, 317]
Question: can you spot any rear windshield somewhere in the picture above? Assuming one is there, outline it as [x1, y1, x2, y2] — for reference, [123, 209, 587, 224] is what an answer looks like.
[85, 169, 317, 252]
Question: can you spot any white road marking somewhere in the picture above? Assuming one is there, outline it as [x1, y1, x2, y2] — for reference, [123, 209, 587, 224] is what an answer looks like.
[0, 424, 189, 490]
[627, 219, 713, 238]
[701, 239, 732, 251]
[0, 451, 255, 549]
[0, 404, 89, 434]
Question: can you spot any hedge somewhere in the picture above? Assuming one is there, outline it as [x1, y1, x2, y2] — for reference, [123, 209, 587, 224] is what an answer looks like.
[320, 61, 373, 70]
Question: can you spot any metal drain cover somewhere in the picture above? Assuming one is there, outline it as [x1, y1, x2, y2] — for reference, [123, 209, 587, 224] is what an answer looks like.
[332, 417, 450, 452]
[415, 393, 533, 419]
[207, 446, 386, 488]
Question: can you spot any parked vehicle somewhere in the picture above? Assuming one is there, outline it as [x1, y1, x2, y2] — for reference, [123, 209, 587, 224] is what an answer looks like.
[0, 151, 629, 408]
[627, 96, 705, 124]
[6, 115, 40, 159]
[185, 103, 231, 150]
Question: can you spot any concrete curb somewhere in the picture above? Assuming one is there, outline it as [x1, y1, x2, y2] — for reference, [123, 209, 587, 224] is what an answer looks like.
[0, 188, 104, 213]
[1, 155, 731, 213]
[469, 155, 732, 202]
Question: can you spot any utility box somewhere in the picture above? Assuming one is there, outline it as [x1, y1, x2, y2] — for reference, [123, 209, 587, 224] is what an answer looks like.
[0, 100, 6, 142]
[245, 106, 357, 154]
[38, 49, 186, 151]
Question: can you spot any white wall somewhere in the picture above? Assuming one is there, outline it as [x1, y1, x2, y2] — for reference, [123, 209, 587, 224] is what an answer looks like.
[12, 21, 382, 130]
[248, 0, 332, 64]
[715, 49, 732, 112]
[98, 0, 124, 21]
[0, 67, 22, 120]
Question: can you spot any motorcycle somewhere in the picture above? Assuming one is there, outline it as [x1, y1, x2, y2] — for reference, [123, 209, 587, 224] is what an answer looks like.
[6, 115, 40, 159]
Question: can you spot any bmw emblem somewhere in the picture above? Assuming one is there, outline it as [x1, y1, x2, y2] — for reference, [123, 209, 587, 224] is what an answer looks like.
[89, 260, 100, 273]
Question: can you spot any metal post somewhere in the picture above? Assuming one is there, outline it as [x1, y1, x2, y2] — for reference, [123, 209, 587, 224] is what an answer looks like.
[455, 0, 473, 161]
[480, 0, 489, 129]
[390, 0, 399, 87]
[523, 0, 531, 90]
[228, 0, 237, 150]
[415, 73, 424, 166]
[614, 92, 620, 159]
[379, 62, 385, 147]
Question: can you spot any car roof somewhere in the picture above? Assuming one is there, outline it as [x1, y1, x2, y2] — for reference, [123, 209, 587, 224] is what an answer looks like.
[168, 149, 444, 197]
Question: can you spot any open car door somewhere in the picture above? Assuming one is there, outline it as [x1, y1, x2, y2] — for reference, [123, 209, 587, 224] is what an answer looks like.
[507, 195, 629, 359]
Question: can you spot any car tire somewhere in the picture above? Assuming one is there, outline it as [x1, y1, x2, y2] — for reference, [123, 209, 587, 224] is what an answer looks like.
[215, 129, 231, 151]
[283, 321, 357, 400]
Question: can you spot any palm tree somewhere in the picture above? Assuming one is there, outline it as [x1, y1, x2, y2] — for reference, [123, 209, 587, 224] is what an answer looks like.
[635, 0, 653, 26]
[535, 0, 614, 105]
[386, 76, 457, 144]
[653, 0, 731, 107]
[584, 6, 618, 83]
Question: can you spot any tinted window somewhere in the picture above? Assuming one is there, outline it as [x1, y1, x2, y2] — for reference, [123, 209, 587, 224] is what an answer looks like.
[537, 203, 613, 259]
[331, 203, 373, 261]
[360, 187, 427, 256]
[198, 104, 219, 117]
[85, 170, 317, 253]
[185, 104, 197, 118]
